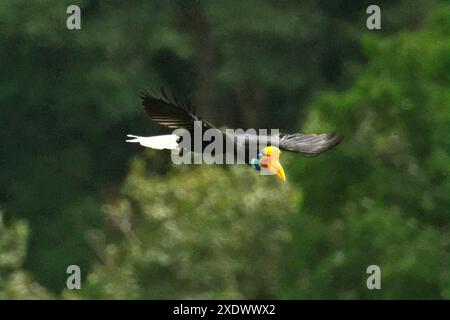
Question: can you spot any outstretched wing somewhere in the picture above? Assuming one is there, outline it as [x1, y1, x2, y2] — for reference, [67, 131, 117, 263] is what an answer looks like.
[141, 89, 215, 131]
[279, 133, 342, 156]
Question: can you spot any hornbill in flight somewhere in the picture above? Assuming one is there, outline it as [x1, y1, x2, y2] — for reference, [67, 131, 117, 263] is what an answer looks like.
[127, 89, 342, 182]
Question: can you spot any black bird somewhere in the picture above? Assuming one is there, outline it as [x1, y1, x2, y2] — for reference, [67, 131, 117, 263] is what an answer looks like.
[127, 89, 342, 182]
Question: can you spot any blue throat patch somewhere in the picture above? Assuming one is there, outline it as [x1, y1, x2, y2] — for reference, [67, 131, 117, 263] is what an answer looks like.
[250, 158, 260, 170]
[250, 153, 264, 171]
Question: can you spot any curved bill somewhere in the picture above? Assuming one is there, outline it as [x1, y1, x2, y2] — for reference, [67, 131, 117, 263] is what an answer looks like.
[269, 160, 286, 182]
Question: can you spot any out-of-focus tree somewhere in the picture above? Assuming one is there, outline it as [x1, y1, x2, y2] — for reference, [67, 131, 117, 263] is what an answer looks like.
[0, 213, 51, 299]
[63, 158, 298, 299]
[283, 4, 450, 299]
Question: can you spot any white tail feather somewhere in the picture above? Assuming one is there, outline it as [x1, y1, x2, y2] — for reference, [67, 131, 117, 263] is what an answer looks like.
[126, 134, 179, 150]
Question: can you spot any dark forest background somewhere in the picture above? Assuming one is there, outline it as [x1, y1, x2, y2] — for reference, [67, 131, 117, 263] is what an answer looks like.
[0, 0, 449, 299]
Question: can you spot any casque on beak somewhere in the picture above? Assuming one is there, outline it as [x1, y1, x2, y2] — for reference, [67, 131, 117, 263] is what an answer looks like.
[268, 159, 286, 182]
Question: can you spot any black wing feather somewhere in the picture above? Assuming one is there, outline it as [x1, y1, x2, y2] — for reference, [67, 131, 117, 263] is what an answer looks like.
[141, 89, 341, 156]
[279, 133, 342, 156]
[141, 89, 214, 131]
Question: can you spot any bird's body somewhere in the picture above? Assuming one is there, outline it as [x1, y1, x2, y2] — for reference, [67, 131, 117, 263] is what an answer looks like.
[127, 89, 342, 181]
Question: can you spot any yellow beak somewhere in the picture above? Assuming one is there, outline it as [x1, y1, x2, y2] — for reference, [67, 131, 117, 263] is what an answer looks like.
[269, 160, 286, 182]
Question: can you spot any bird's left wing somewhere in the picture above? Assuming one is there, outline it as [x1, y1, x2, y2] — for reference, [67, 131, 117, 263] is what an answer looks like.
[141, 89, 215, 131]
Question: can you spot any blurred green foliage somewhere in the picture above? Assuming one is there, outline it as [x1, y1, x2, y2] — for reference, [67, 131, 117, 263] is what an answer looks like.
[0, 0, 448, 299]
[63, 163, 297, 299]
[284, 6, 450, 298]
[0, 214, 51, 299]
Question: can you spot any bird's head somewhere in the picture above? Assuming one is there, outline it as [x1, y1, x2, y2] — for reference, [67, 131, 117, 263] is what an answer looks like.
[250, 146, 286, 182]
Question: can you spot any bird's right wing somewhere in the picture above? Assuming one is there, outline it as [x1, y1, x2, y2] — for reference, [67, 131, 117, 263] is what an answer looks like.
[141, 89, 215, 131]
[279, 133, 342, 156]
